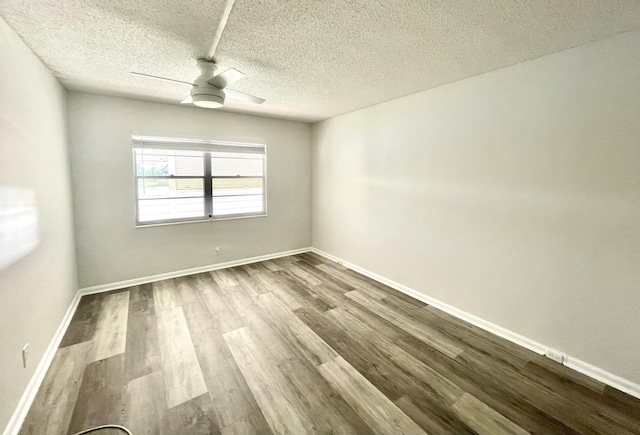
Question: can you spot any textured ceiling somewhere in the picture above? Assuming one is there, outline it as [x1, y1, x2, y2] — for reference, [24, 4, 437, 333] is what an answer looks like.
[2, 1, 640, 122]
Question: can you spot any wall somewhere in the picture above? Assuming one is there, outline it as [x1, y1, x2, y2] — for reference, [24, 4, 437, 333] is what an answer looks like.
[0, 18, 77, 430]
[67, 92, 312, 288]
[312, 31, 640, 384]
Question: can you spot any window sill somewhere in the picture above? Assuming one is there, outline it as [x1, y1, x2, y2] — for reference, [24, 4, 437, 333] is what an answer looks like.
[135, 213, 267, 228]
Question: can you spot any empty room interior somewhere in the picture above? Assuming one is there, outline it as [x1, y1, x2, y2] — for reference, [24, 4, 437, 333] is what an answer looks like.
[1, 1, 640, 434]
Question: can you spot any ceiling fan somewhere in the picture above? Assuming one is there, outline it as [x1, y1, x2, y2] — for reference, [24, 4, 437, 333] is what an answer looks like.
[130, 0, 264, 109]
[131, 60, 265, 109]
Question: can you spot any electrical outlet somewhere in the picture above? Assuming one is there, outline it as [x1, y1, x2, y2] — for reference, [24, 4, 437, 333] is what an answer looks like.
[215, 246, 221, 255]
[22, 343, 29, 368]
[545, 348, 565, 364]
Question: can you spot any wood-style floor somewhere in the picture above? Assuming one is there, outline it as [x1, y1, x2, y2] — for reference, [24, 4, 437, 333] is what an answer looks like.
[19, 253, 640, 435]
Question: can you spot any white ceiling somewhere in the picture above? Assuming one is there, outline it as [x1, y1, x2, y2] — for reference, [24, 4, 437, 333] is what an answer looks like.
[2, 1, 640, 122]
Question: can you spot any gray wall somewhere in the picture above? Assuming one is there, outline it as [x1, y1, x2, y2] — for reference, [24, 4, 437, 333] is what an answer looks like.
[312, 31, 640, 384]
[67, 92, 312, 288]
[0, 18, 77, 430]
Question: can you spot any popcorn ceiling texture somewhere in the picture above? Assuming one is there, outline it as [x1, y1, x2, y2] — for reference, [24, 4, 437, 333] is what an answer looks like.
[2, 0, 640, 122]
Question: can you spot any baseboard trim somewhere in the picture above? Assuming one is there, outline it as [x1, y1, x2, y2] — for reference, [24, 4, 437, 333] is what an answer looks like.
[565, 357, 640, 399]
[2, 291, 82, 435]
[310, 248, 640, 400]
[79, 247, 312, 295]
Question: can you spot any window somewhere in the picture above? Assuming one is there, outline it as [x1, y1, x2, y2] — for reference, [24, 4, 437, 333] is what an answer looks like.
[133, 135, 266, 225]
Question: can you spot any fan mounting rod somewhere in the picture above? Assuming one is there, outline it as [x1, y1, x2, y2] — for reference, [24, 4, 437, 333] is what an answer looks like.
[206, 0, 237, 61]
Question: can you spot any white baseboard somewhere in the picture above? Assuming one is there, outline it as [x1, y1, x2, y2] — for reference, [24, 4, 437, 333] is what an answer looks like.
[565, 357, 640, 399]
[79, 247, 312, 295]
[310, 248, 640, 400]
[2, 291, 82, 435]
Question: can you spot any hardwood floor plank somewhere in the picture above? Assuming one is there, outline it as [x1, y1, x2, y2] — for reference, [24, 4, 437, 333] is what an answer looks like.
[385, 295, 536, 370]
[316, 263, 389, 299]
[293, 259, 356, 293]
[122, 371, 165, 435]
[318, 356, 428, 435]
[59, 294, 104, 348]
[522, 361, 640, 432]
[160, 393, 221, 435]
[326, 307, 478, 433]
[125, 289, 160, 380]
[220, 412, 273, 435]
[91, 290, 129, 362]
[260, 259, 283, 272]
[128, 283, 153, 303]
[152, 279, 181, 311]
[328, 305, 465, 407]
[345, 289, 464, 358]
[452, 393, 531, 435]
[281, 261, 323, 287]
[274, 269, 336, 312]
[191, 273, 229, 313]
[18, 342, 92, 435]
[257, 291, 338, 366]
[454, 348, 639, 435]
[190, 275, 246, 333]
[278, 357, 374, 434]
[156, 306, 208, 408]
[223, 327, 313, 434]
[394, 395, 478, 435]
[210, 268, 239, 289]
[67, 354, 126, 434]
[295, 307, 416, 402]
[183, 300, 267, 429]
[291, 252, 325, 266]
[396, 334, 585, 435]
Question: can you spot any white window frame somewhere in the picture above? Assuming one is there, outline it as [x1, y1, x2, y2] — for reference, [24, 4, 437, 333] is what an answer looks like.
[132, 134, 267, 227]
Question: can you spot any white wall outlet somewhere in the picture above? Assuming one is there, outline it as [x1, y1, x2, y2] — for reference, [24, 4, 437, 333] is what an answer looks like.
[545, 348, 565, 364]
[215, 246, 221, 255]
[22, 343, 29, 368]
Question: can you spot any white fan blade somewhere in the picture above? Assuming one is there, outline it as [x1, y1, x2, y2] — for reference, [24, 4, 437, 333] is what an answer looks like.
[131, 72, 194, 86]
[224, 88, 265, 104]
[208, 68, 245, 88]
[180, 95, 193, 104]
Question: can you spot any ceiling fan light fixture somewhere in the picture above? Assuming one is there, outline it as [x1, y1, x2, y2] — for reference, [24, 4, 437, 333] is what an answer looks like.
[191, 86, 225, 109]
[192, 94, 224, 108]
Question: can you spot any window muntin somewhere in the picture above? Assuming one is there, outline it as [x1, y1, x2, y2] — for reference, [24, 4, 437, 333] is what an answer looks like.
[133, 137, 266, 225]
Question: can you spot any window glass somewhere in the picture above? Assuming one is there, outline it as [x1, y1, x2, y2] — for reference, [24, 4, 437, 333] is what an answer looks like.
[137, 179, 204, 199]
[138, 197, 205, 222]
[212, 178, 264, 216]
[136, 149, 204, 176]
[211, 155, 263, 176]
[133, 140, 265, 225]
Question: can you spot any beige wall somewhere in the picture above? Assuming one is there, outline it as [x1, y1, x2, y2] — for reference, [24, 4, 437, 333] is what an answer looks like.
[0, 18, 77, 430]
[312, 31, 640, 384]
[67, 92, 312, 288]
